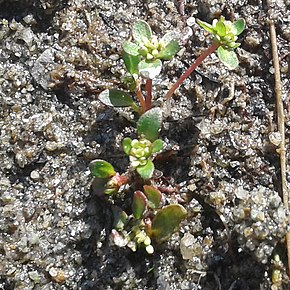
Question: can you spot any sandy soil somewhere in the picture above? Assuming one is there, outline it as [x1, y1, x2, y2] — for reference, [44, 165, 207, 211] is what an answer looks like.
[0, 0, 290, 289]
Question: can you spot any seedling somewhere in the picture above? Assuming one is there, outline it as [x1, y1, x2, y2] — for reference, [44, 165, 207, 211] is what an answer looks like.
[164, 16, 245, 100]
[99, 20, 180, 112]
[89, 107, 187, 253]
[91, 17, 245, 254]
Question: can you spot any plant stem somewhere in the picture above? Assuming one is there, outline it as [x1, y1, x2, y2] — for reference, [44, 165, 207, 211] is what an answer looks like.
[145, 79, 152, 111]
[164, 42, 220, 100]
[135, 79, 146, 113]
[268, 17, 290, 276]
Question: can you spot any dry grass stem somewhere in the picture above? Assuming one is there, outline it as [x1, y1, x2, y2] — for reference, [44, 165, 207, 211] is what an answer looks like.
[268, 15, 290, 274]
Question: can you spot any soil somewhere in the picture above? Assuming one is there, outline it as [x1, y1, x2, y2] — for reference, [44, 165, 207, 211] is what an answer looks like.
[0, 0, 290, 289]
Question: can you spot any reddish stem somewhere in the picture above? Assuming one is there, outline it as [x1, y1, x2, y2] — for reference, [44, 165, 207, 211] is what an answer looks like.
[164, 42, 220, 100]
[135, 80, 146, 113]
[145, 79, 153, 111]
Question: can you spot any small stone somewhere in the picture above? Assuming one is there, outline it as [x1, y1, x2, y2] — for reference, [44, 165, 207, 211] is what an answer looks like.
[30, 170, 40, 181]
[15, 152, 27, 168]
[28, 233, 39, 245]
[282, 27, 290, 41]
[269, 195, 281, 209]
[148, 3, 157, 9]
[251, 208, 265, 221]
[0, 192, 15, 203]
[269, 132, 282, 146]
[245, 33, 262, 49]
[180, 233, 198, 260]
[186, 17, 195, 27]
[49, 268, 66, 283]
[235, 186, 249, 200]
[45, 141, 58, 151]
[28, 271, 41, 283]
[49, 267, 58, 278]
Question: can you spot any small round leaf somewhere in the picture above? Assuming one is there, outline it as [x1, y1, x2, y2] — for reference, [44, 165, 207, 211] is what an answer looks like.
[152, 139, 164, 153]
[122, 41, 140, 56]
[132, 20, 152, 43]
[156, 40, 180, 60]
[132, 191, 148, 219]
[160, 32, 179, 47]
[151, 204, 187, 242]
[122, 41, 141, 75]
[233, 19, 245, 35]
[112, 206, 128, 230]
[99, 89, 134, 107]
[122, 137, 132, 155]
[136, 159, 154, 179]
[217, 46, 239, 70]
[137, 107, 162, 142]
[143, 185, 162, 209]
[89, 159, 116, 178]
[138, 59, 162, 79]
[216, 21, 226, 36]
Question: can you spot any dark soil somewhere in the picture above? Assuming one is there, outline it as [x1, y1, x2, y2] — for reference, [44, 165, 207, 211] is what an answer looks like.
[0, 0, 290, 289]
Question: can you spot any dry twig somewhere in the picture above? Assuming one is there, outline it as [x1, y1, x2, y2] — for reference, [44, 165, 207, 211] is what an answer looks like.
[267, 9, 290, 275]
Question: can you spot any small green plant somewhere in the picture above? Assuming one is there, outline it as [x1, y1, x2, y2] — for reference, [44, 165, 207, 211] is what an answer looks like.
[91, 17, 245, 254]
[164, 16, 245, 100]
[99, 20, 180, 112]
[89, 108, 187, 253]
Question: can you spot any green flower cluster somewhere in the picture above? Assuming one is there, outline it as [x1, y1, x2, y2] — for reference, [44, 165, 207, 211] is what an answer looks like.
[212, 16, 244, 49]
[128, 225, 154, 254]
[123, 136, 163, 179]
[128, 139, 153, 167]
[197, 16, 245, 69]
[197, 16, 245, 49]
[122, 20, 180, 79]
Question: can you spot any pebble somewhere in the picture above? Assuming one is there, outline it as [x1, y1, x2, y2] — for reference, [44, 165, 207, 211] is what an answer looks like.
[0, 1, 289, 290]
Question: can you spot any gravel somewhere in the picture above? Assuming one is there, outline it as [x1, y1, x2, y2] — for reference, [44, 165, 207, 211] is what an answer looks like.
[0, 0, 290, 289]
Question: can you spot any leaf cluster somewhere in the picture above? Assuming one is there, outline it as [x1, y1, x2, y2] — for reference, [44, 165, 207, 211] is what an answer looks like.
[123, 20, 180, 79]
[197, 16, 245, 69]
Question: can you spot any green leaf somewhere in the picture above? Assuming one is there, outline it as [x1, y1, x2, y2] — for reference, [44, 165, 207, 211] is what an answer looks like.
[217, 46, 239, 70]
[143, 185, 162, 209]
[122, 41, 141, 75]
[233, 19, 245, 35]
[122, 52, 141, 75]
[138, 59, 162, 79]
[122, 137, 132, 155]
[152, 139, 164, 153]
[132, 191, 147, 219]
[122, 41, 140, 56]
[112, 206, 127, 230]
[150, 204, 187, 242]
[137, 107, 162, 142]
[216, 21, 226, 36]
[132, 20, 152, 43]
[227, 42, 240, 49]
[156, 40, 180, 60]
[89, 159, 116, 178]
[136, 159, 154, 179]
[160, 32, 179, 47]
[99, 89, 135, 107]
[196, 19, 215, 34]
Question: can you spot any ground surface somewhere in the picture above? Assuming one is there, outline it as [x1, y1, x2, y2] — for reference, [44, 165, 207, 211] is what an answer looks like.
[0, 0, 290, 289]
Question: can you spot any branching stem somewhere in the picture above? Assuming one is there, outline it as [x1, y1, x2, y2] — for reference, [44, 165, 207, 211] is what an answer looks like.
[164, 42, 220, 100]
